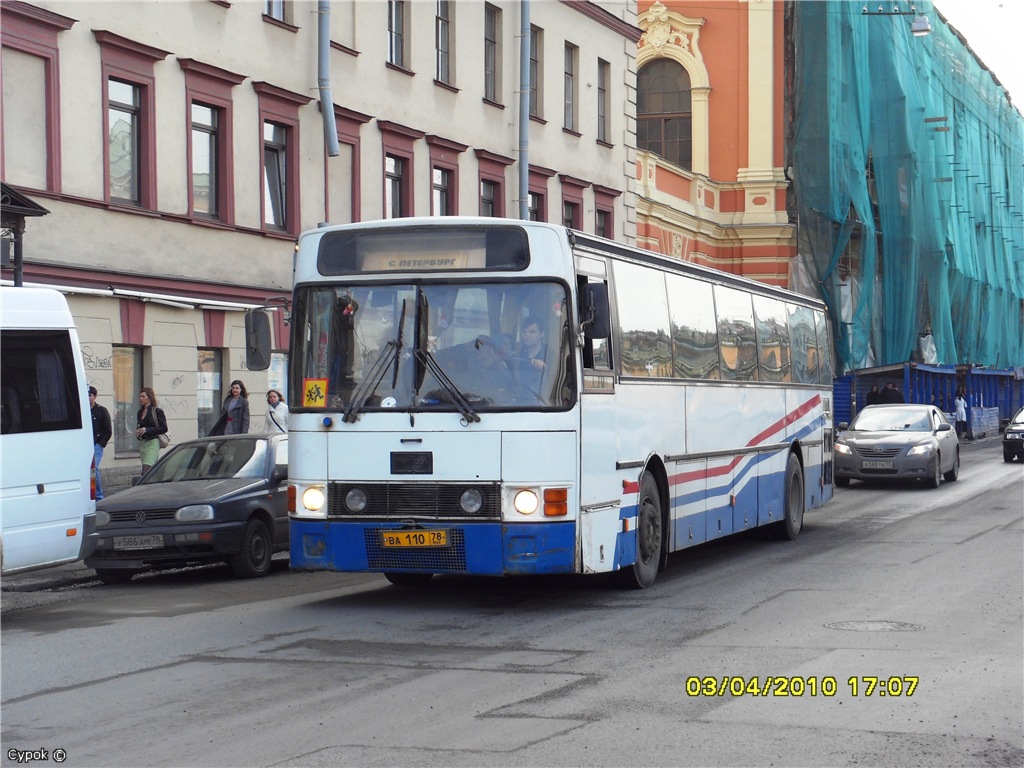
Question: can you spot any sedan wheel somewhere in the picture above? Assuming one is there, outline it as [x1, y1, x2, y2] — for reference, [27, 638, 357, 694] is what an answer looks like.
[925, 456, 941, 489]
[230, 518, 273, 578]
[943, 448, 960, 482]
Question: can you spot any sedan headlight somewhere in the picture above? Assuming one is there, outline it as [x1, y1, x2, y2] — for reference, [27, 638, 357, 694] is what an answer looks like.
[95, 509, 110, 528]
[176, 504, 214, 522]
[834, 443, 852, 455]
[907, 443, 935, 456]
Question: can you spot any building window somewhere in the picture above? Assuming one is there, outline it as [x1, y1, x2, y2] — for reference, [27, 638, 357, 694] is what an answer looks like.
[484, 4, 501, 102]
[108, 79, 141, 204]
[388, 0, 406, 68]
[180, 58, 244, 224]
[197, 348, 222, 439]
[96, 31, 167, 209]
[112, 346, 143, 456]
[379, 120, 422, 219]
[593, 184, 620, 240]
[386, 154, 405, 218]
[528, 192, 543, 221]
[254, 81, 309, 234]
[435, 1, 451, 84]
[264, 0, 288, 23]
[597, 59, 610, 143]
[637, 59, 692, 170]
[476, 148, 511, 217]
[563, 202, 580, 229]
[0, 4, 73, 193]
[263, 121, 287, 229]
[563, 43, 577, 132]
[480, 180, 498, 217]
[529, 26, 542, 118]
[596, 209, 609, 238]
[432, 167, 452, 216]
[191, 104, 218, 217]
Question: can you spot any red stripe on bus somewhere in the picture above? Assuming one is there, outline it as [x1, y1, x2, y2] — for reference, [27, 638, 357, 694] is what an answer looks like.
[620, 395, 822, 497]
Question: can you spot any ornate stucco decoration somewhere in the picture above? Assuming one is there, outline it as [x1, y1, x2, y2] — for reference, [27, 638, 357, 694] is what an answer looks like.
[637, 1, 707, 86]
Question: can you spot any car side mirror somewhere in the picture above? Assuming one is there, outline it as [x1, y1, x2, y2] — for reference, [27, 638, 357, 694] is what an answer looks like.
[271, 465, 288, 483]
[131, 475, 142, 486]
[937, 423, 952, 432]
[837, 422, 849, 431]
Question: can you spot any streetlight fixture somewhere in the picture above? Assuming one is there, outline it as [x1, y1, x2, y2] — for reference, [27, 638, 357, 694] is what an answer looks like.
[862, 4, 933, 37]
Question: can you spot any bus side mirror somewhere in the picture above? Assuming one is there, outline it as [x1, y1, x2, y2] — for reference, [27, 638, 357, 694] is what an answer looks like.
[582, 283, 611, 341]
[245, 310, 272, 371]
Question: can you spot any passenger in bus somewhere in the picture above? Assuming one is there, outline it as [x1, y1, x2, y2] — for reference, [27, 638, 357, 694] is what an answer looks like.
[134, 387, 168, 474]
[89, 386, 112, 500]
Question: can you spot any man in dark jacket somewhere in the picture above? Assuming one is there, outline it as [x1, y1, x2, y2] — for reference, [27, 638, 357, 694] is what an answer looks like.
[880, 380, 905, 404]
[89, 386, 112, 500]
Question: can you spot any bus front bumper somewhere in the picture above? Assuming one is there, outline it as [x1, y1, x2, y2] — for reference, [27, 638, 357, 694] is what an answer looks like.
[289, 519, 576, 576]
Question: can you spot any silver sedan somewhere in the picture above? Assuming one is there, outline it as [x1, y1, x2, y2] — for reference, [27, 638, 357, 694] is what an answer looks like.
[834, 404, 960, 488]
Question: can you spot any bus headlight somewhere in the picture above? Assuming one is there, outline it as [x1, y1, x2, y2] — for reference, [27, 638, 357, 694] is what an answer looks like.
[460, 488, 483, 514]
[345, 488, 367, 513]
[301, 485, 327, 514]
[514, 489, 539, 515]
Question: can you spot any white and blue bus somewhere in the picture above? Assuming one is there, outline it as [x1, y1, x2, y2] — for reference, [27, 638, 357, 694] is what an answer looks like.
[250, 218, 834, 588]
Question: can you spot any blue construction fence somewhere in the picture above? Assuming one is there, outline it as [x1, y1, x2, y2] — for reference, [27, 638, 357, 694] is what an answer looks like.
[834, 364, 1024, 438]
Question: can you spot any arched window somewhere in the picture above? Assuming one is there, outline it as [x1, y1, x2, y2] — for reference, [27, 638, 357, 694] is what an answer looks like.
[637, 59, 692, 170]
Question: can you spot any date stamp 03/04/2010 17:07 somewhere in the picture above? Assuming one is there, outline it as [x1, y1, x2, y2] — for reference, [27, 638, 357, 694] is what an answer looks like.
[685, 676, 919, 698]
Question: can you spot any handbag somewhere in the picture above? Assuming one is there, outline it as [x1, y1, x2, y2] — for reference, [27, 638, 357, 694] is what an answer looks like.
[157, 432, 170, 449]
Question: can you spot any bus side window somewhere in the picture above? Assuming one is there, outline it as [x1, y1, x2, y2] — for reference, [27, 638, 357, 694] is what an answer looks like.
[578, 276, 611, 370]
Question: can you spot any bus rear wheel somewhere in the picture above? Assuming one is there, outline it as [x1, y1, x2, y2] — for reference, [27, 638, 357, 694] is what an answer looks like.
[775, 453, 805, 540]
[615, 472, 663, 589]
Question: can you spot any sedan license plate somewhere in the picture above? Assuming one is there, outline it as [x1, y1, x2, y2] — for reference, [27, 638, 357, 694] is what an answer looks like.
[380, 529, 448, 548]
[113, 534, 164, 551]
[861, 460, 893, 470]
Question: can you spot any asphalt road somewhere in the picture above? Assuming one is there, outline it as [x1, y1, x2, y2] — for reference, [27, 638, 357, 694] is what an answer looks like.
[1, 437, 1021, 767]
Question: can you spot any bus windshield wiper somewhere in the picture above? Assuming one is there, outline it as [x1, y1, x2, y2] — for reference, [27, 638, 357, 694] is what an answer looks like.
[413, 349, 481, 423]
[391, 299, 407, 389]
[342, 341, 398, 423]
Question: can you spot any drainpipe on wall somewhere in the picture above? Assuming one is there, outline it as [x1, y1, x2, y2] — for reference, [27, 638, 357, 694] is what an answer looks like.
[319, 0, 340, 159]
[518, 0, 530, 220]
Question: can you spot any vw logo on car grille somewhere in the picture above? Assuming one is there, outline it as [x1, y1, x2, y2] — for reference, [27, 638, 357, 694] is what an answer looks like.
[135, 511, 147, 523]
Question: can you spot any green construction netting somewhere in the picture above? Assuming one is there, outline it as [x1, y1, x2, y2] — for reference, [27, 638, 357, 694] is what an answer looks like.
[790, 0, 1024, 374]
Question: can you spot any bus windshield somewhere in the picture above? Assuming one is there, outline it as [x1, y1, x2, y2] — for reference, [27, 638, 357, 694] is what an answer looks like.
[291, 281, 573, 415]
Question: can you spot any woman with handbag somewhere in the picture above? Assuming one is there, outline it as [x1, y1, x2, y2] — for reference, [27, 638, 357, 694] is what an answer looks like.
[264, 389, 289, 433]
[134, 387, 168, 474]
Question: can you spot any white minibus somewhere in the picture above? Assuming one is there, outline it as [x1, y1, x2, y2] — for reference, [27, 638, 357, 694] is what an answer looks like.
[1, 286, 97, 575]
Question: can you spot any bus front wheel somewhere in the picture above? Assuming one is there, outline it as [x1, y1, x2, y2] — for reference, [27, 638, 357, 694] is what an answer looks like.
[615, 473, 663, 589]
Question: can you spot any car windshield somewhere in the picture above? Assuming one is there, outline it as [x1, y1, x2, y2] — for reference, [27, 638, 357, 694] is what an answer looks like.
[852, 408, 933, 432]
[1012, 409, 1024, 426]
[144, 439, 268, 483]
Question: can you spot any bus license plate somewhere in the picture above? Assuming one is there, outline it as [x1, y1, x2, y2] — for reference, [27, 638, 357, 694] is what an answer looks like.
[861, 460, 893, 469]
[113, 534, 164, 550]
[381, 530, 448, 548]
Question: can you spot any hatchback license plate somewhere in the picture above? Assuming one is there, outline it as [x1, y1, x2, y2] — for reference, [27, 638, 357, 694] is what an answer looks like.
[113, 534, 164, 551]
[381, 530, 448, 548]
[861, 460, 893, 469]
